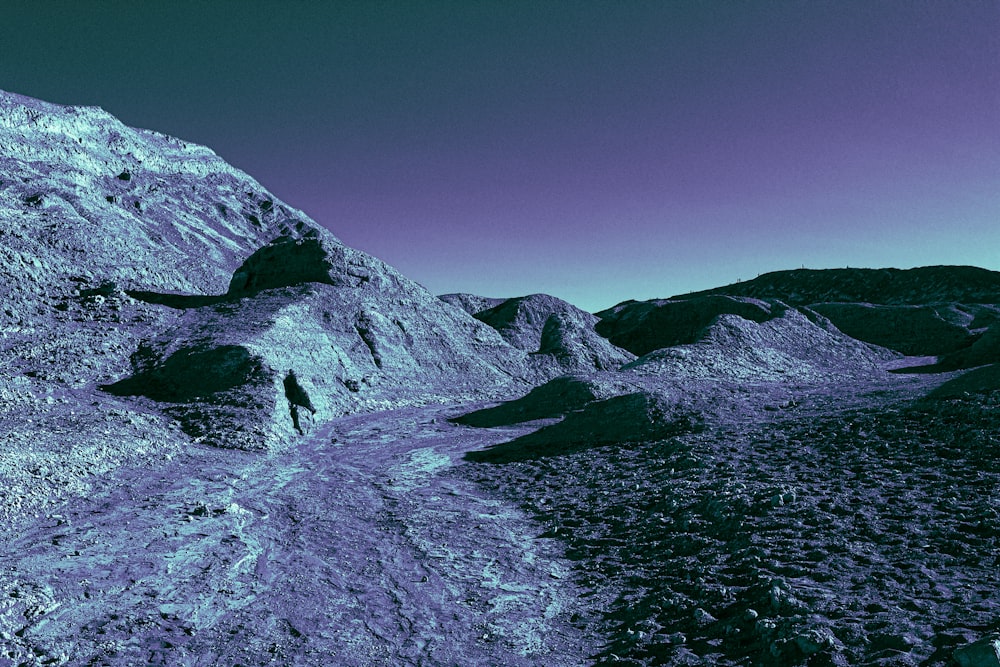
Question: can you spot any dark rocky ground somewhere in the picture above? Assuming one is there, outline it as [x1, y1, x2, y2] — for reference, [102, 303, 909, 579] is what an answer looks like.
[463, 372, 1000, 666]
[3, 90, 1000, 666]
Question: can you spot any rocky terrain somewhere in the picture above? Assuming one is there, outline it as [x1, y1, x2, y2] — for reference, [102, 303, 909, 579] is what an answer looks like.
[2, 90, 999, 666]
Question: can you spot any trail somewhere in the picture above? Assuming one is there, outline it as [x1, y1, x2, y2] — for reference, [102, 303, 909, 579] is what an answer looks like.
[1, 404, 600, 666]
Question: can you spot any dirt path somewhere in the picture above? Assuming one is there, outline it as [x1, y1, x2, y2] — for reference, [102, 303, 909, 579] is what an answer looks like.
[1, 404, 602, 666]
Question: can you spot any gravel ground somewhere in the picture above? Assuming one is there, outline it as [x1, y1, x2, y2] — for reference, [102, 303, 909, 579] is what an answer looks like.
[464, 371, 1000, 666]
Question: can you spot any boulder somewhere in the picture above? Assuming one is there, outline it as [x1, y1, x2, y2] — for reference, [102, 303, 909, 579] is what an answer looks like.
[954, 636, 1000, 667]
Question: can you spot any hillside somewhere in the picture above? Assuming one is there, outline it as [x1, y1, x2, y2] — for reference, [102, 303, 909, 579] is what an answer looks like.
[672, 266, 1000, 306]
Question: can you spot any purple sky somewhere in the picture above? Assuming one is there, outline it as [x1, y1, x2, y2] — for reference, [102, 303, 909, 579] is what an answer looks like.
[3, 1, 998, 311]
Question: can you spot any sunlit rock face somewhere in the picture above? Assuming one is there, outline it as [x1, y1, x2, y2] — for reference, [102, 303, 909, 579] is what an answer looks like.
[0, 89, 541, 453]
[0, 89, 306, 312]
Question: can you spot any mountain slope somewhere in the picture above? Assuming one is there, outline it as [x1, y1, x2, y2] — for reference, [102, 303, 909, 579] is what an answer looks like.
[0, 89, 537, 511]
[672, 266, 1000, 306]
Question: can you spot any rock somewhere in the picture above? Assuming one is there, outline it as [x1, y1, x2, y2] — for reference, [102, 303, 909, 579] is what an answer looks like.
[693, 608, 717, 627]
[954, 635, 1000, 667]
[793, 628, 836, 656]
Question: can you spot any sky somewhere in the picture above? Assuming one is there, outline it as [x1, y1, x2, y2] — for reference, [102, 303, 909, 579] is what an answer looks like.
[2, 1, 998, 311]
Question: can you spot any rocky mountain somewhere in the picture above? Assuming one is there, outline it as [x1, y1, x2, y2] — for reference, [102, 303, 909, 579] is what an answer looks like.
[3, 89, 1000, 667]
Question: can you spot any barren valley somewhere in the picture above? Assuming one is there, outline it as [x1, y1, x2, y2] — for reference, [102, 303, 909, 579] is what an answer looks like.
[2, 91, 999, 666]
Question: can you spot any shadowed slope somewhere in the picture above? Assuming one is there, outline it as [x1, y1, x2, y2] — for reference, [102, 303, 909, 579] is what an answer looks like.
[595, 296, 782, 356]
[673, 266, 1000, 306]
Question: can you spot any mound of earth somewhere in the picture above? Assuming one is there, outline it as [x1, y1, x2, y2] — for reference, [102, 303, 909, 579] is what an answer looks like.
[675, 265, 1000, 306]
[536, 309, 636, 372]
[106, 236, 540, 450]
[474, 293, 634, 372]
[453, 373, 641, 428]
[438, 292, 505, 316]
[926, 363, 1000, 399]
[932, 324, 1000, 372]
[807, 302, 979, 356]
[624, 308, 898, 382]
[474, 293, 587, 350]
[465, 391, 699, 463]
[595, 296, 782, 356]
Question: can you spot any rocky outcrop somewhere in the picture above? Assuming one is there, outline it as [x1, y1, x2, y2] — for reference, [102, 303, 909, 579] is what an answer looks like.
[536, 310, 635, 372]
[0, 90, 307, 313]
[474, 293, 634, 372]
[624, 308, 898, 382]
[104, 238, 544, 450]
[474, 294, 581, 351]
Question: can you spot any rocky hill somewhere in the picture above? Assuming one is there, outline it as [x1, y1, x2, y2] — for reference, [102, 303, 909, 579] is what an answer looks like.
[471, 293, 635, 373]
[0, 89, 547, 513]
[105, 233, 538, 450]
[674, 266, 1000, 306]
[642, 266, 1000, 359]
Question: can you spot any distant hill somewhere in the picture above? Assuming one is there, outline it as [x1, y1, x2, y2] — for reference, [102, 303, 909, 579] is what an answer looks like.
[671, 266, 1000, 306]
